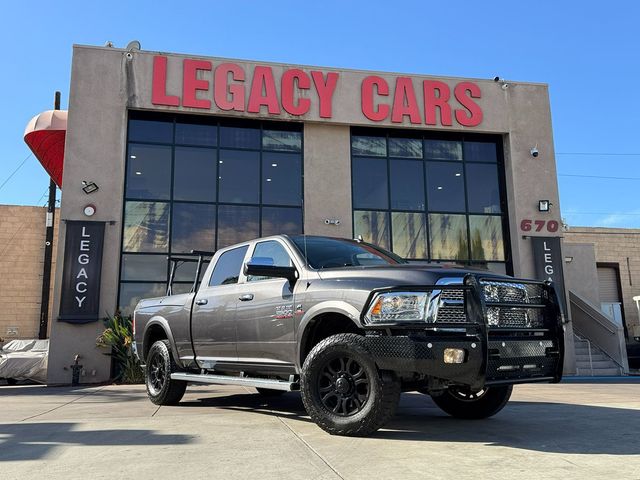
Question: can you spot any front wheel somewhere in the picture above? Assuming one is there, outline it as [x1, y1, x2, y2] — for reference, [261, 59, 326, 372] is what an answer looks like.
[145, 340, 187, 405]
[300, 334, 400, 436]
[431, 385, 513, 419]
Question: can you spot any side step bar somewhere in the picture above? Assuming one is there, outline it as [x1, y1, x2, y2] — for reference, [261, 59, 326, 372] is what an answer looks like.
[170, 372, 299, 391]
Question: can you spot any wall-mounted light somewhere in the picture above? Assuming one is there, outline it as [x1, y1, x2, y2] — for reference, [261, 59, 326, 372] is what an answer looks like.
[564, 256, 574, 263]
[82, 181, 99, 194]
[538, 200, 551, 212]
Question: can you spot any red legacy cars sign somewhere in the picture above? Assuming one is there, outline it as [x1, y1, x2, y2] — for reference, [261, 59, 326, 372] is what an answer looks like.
[151, 55, 483, 127]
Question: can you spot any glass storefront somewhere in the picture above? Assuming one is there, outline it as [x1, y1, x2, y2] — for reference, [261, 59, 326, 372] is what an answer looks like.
[118, 112, 303, 315]
[351, 129, 509, 273]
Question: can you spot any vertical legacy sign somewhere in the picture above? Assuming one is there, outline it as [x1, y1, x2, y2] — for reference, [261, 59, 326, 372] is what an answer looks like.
[59, 221, 105, 323]
[531, 236, 567, 314]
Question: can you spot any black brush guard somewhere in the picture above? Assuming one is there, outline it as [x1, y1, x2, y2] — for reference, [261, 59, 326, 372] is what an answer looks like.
[360, 274, 565, 391]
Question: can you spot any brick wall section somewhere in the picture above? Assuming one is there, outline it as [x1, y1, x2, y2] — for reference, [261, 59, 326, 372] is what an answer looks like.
[0, 205, 59, 342]
[564, 227, 640, 336]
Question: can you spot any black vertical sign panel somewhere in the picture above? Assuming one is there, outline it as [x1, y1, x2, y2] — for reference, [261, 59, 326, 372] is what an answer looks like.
[531, 236, 567, 315]
[58, 221, 106, 323]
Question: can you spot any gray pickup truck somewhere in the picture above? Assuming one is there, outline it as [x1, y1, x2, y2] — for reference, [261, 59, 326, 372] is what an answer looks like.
[133, 235, 564, 436]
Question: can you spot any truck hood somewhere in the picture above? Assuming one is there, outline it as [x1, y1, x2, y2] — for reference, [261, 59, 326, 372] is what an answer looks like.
[315, 263, 510, 286]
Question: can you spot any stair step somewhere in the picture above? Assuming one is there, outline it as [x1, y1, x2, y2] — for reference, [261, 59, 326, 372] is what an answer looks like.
[575, 354, 609, 362]
[576, 360, 618, 369]
[575, 367, 621, 376]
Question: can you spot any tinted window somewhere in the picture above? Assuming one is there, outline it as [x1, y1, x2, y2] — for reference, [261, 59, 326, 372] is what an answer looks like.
[389, 138, 422, 158]
[220, 126, 260, 149]
[424, 140, 462, 161]
[171, 203, 216, 253]
[175, 122, 217, 146]
[262, 130, 302, 151]
[262, 152, 302, 206]
[464, 141, 497, 163]
[426, 162, 465, 212]
[352, 136, 386, 156]
[429, 213, 468, 260]
[390, 159, 424, 210]
[353, 210, 390, 250]
[121, 254, 167, 281]
[209, 246, 249, 286]
[173, 147, 217, 202]
[352, 157, 388, 209]
[119, 282, 166, 316]
[291, 236, 404, 269]
[466, 164, 501, 213]
[217, 205, 259, 248]
[123, 201, 169, 252]
[218, 150, 260, 203]
[262, 207, 303, 237]
[247, 241, 292, 282]
[126, 144, 172, 200]
[128, 119, 173, 143]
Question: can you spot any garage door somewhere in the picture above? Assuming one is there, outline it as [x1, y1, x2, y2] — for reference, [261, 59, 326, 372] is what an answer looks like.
[597, 266, 621, 303]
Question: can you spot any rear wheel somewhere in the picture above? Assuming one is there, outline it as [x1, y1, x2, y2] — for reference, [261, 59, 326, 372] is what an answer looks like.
[145, 340, 187, 405]
[301, 334, 400, 436]
[431, 385, 512, 419]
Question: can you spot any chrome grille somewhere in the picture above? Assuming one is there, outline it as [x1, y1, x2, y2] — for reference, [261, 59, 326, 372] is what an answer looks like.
[480, 280, 545, 305]
[487, 307, 544, 328]
[434, 288, 466, 323]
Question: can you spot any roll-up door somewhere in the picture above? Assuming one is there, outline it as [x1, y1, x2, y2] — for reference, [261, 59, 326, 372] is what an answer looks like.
[597, 266, 621, 303]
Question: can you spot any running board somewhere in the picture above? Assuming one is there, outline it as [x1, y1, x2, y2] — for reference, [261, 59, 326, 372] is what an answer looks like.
[170, 372, 299, 391]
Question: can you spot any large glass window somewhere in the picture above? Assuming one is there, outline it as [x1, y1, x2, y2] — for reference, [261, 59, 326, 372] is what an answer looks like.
[118, 113, 303, 315]
[352, 130, 509, 272]
[209, 246, 249, 286]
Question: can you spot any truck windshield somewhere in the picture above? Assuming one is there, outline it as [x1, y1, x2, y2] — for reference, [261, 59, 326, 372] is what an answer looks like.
[290, 236, 407, 269]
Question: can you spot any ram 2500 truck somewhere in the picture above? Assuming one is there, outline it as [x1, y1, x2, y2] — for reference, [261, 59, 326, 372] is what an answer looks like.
[133, 235, 564, 436]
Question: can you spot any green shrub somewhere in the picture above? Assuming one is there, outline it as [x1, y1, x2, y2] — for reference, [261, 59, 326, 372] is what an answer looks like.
[97, 313, 144, 384]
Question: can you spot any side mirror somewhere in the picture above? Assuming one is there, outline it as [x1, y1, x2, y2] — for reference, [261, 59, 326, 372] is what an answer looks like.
[244, 257, 298, 283]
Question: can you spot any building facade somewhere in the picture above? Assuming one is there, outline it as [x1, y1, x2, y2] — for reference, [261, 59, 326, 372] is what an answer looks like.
[43, 44, 573, 384]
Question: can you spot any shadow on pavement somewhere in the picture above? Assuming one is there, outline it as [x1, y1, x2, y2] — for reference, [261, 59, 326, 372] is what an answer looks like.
[0, 422, 195, 462]
[183, 392, 640, 455]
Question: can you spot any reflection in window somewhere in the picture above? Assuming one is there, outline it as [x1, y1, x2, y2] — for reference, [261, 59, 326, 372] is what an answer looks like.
[123, 201, 169, 252]
[469, 215, 505, 261]
[424, 140, 462, 161]
[389, 138, 422, 158]
[262, 207, 302, 237]
[390, 160, 425, 211]
[220, 126, 260, 149]
[429, 214, 468, 260]
[426, 162, 465, 212]
[119, 282, 166, 316]
[464, 142, 497, 163]
[218, 149, 260, 204]
[171, 203, 216, 253]
[126, 144, 172, 200]
[262, 152, 302, 206]
[217, 205, 259, 248]
[173, 260, 209, 282]
[466, 163, 501, 213]
[121, 254, 167, 281]
[263, 130, 302, 151]
[209, 246, 249, 286]
[352, 136, 386, 156]
[354, 211, 390, 250]
[392, 212, 427, 258]
[248, 240, 292, 282]
[352, 157, 388, 209]
[175, 122, 217, 146]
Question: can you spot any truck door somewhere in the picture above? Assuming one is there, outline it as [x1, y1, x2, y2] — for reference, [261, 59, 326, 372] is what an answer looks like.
[235, 239, 297, 365]
[191, 245, 249, 365]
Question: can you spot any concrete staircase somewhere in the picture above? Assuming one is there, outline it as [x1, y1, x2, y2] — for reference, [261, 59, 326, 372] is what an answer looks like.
[574, 334, 623, 376]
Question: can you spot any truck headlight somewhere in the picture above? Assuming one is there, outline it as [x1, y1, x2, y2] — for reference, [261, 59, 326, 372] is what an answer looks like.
[365, 292, 428, 324]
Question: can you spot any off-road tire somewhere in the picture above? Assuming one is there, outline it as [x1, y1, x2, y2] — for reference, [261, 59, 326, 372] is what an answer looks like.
[431, 385, 512, 419]
[145, 340, 187, 405]
[255, 387, 287, 397]
[300, 333, 400, 436]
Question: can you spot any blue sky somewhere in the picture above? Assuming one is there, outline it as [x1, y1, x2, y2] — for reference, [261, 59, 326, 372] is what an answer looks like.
[1, 0, 639, 227]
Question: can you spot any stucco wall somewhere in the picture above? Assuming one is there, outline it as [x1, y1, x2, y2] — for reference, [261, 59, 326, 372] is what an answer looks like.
[0, 205, 59, 343]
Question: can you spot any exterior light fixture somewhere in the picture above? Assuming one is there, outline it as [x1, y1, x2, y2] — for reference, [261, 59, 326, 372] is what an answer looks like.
[538, 200, 551, 212]
[82, 181, 99, 194]
[564, 256, 574, 263]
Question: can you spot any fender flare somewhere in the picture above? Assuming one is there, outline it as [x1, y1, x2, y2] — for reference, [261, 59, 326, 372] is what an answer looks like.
[296, 300, 363, 369]
[142, 316, 182, 367]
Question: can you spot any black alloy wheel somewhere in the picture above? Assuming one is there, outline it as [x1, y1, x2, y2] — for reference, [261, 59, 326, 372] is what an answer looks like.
[301, 333, 400, 436]
[430, 384, 512, 419]
[145, 340, 187, 406]
[317, 355, 370, 416]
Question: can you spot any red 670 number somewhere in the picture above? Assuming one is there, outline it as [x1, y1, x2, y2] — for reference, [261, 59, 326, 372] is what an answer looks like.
[520, 219, 559, 233]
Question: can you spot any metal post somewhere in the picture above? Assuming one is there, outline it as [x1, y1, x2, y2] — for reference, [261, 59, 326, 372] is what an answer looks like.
[38, 91, 60, 340]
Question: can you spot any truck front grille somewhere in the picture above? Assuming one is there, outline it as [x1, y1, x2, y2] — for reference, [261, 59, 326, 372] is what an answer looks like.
[480, 279, 548, 329]
[434, 289, 466, 323]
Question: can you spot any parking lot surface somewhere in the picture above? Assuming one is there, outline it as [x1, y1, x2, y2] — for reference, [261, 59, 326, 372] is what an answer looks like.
[1, 380, 639, 480]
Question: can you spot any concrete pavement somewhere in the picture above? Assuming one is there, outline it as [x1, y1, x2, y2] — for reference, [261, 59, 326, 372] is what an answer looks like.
[0, 381, 639, 480]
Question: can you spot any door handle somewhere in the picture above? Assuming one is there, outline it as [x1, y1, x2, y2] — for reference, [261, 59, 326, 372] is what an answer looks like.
[195, 299, 208, 305]
[239, 294, 254, 301]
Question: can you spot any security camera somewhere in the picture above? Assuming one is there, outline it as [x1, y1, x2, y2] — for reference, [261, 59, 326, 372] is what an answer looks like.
[493, 77, 502, 82]
[530, 147, 539, 158]
[125, 52, 133, 60]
